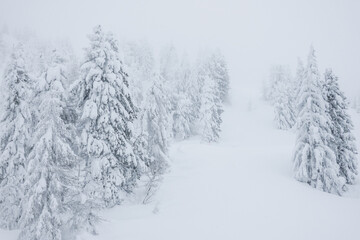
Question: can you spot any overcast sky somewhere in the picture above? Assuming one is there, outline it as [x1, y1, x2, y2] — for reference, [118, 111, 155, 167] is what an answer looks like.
[1, 0, 359, 100]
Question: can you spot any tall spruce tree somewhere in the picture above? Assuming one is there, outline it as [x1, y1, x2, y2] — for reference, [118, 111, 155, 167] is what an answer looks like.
[76, 26, 144, 208]
[19, 51, 80, 240]
[293, 46, 345, 195]
[324, 69, 358, 184]
[0, 44, 32, 230]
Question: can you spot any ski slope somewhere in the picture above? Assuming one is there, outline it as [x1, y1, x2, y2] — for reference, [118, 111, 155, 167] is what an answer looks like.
[1, 99, 360, 240]
[75, 99, 360, 240]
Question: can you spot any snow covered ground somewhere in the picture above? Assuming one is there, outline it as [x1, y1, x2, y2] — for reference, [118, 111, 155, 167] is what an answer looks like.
[73, 99, 360, 240]
[1, 98, 360, 240]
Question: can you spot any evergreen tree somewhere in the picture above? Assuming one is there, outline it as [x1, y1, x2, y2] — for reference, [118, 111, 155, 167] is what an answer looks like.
[19, 51, 79, 240]
[172, 55, 198, 140]
[274, 83, 296, 130]
[209, 51, 230, 103]
[324, 69, 358, 184]
[76, 26, 144, 208]
[141, 76, 170, 177]
[268, 65, 296, 129]
[293, 46, 345, 195]
[123, 40, 155, 106]
[0, 45, 32, 230]
[198, 58, 223, 142]
[294, 58, 305, 106]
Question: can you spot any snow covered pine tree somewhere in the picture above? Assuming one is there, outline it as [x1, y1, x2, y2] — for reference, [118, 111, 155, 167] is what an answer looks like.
[209, 51, 230, 104]
[172, 55, 198, 140]
[198, 56, 223, 142]
[324, 69, 358, 184]
[0, 44, 32, 230]
[18, 50, 80, 240]
[269, 65, 296, 130]
[141, 76, 171, 177]
[76, 26, 145, 208]
[293, 46, 346, 195]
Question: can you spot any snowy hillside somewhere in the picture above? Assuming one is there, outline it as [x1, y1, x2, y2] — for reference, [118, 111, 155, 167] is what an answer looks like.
[1, 1, 360, 240]
[72, 101, 360, 240]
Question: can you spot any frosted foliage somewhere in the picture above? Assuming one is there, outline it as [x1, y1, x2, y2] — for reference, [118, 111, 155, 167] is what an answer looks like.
[18, 55, 79, 240]
[172, 56, 199, 140]
[123, 41, 155, 106]
[0, 45, 32, 230]
[324, 69, 358, 184]
[141, 78, 170, 175]
[208, 51, 230, 103]
[198, 58, 223, 143]
[293, 46, 345, 195]
[77, 26, 142, 208]
[267, 65, 296, 130]
[274, 89, 296, 130]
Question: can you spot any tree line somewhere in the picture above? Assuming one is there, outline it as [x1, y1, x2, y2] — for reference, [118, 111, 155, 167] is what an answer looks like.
[0, 26, 229, 239]
[264, 46, 358, 195]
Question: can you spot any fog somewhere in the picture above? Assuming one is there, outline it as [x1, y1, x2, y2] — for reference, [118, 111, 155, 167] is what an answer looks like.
[1, 0, 359, 100]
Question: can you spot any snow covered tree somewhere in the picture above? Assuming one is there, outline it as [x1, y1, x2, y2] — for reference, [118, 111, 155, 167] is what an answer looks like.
[123, 40, 155, 106]
[0, 44, 33, 230]
[172, 55, 198, 140]
[293, 46, 345, 195]
[324, 69, 358, 184]
[209, 51, 230, 103]
[268, 65, 296, 130]
[274, 84, 296, 130]
[159, 45, 179, 84]
[197, 57, 223, 142]
[18, 51, 80, 240]
[141, 76, 171, 177]
[294, 58, 305, 105]
[76, 26, 144, 208]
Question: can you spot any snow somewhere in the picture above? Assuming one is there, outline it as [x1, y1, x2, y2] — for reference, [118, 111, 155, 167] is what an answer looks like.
[68, 99, 360, 240]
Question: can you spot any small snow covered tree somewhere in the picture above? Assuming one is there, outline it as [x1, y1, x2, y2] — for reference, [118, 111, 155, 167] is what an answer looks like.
[324, 69, 358, 184]
[293, 46, 345, 195]
[274, 84, 296, 130]
[268, 65, 296, 130]
[294, 58, 305, 105]
[18, 51, 80, 240]
[197, 57, 223, 142]
[0, 44, 32, 230]
[76, 26, 144, 208]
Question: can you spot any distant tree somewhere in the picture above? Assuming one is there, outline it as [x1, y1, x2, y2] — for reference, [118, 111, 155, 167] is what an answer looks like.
[274, 83, 296, 130]
[293, 46, 345, 195]
[0, 45, 33, 230]
[159, 45, 179, 84]
[324, 69, 358, 184]
[294, 58, 305, 106]
[269, 65, 296, 130]
[198, 57, 223, 142]
[123, 40, 155, 106]
[209, 51, 230, 103]
[172, 55, 198, 140]
[141, 76, 171, 176]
